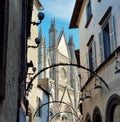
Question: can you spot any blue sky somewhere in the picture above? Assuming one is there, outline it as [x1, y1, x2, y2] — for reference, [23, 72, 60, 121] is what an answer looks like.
[39, 0, 79, 49]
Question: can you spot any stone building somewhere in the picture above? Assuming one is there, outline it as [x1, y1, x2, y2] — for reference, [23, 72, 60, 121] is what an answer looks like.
[70, 0, 120, 122]
[37, 19, 81, 122]
[0, 0, 34, 122]
[26, 0, 49, 122]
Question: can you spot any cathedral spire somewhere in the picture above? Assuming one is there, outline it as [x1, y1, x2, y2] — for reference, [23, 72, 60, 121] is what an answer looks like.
[38, 26, 43, 41]
[68, 35, 76, 61]
[49, 17, 58, 48]
[38, 29, 46, 79]
[68, 35, 74, 46]
[49, 18, 57, 33]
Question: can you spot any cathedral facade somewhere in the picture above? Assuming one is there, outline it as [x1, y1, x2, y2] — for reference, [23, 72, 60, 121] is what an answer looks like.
[38, 19, 81, 122]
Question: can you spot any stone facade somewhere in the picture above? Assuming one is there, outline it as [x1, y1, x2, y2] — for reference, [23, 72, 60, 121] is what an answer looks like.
[70, 0, 120, 122]
[0, 1, 23, 122]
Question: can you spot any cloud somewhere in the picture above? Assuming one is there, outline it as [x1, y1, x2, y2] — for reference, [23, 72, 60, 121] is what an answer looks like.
[41, 0, 75, 22]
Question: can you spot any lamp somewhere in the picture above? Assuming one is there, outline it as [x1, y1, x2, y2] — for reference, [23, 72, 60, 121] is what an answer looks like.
[84, 90, 91, 99]
[27, 66, 36, 78]
[94, 78, 102, 89]
[27, 60, 34, 71]
[79, 93, 84, 102]
[31, 12, 45, 26]
[27, 37, 41, 48]
[79, 97, 84, 102]
[27, 60, 37, 79]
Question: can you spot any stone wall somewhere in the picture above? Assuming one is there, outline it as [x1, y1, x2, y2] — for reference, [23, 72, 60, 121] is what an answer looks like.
[0, 0, 22, 122]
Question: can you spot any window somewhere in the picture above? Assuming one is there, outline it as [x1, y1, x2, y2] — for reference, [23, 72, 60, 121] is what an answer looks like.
[86, 113, 91, 122]
[99, 15, 116, 62]
[85, 0, 92, 28]
[106, 94, 120, 122]
[87, 38, 96, 76]
[86, 0, 92, 20]
[36, 97, 41, 117]
[93, 107, 102, 122]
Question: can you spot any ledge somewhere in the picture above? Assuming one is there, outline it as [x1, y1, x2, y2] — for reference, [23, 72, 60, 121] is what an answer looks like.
[87, 35, 94, 46]
[69, 0, 83, 28]
[99, 6, 112, 25]
[85, 14, 93, 28]
[81, 46, 120, 91]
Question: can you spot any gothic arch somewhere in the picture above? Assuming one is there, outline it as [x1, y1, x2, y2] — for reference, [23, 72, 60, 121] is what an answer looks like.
[93, 106, 102, 122]
[85, 113, 91, 122]
[105, 94, 120, 122]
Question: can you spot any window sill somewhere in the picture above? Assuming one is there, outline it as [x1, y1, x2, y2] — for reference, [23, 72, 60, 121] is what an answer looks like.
[95, 46, 120, 73]
[85, 14, 93, 28]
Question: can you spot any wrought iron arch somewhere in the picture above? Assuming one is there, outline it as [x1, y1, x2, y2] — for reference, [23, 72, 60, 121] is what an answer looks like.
[26, 63, 109, 92]
[33, 101, 79, 118]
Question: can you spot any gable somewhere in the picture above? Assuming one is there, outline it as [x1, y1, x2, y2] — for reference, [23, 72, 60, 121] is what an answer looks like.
[59, 87, 73, 107]
[57, 34, 69, 58]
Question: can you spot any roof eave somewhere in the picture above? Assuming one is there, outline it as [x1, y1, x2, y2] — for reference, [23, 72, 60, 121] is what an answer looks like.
[69, 0, 83, 29]
[34, 0, 44, 10]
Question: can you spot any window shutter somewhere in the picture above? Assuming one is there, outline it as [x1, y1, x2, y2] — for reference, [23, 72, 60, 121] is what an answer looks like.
[98, 31, 104, 62]
[109, 16, 116, 52]
[92, 41, 97, 70]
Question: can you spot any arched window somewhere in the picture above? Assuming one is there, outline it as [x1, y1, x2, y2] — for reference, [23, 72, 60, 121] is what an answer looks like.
[93, 106, 102, 122]
[105, 94, 120, 122]
[86, 113, 91, 122]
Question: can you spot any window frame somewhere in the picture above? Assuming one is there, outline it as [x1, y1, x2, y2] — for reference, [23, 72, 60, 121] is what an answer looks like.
[85, 0, 93, 28]
[86, 0, 92, 20]
[102, 20, 111, 59]
[99, 13, 116, 63]
[87, 35, 97, 76]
